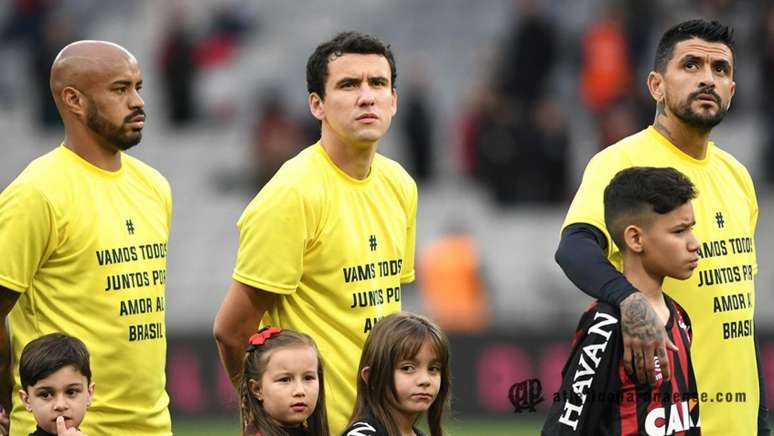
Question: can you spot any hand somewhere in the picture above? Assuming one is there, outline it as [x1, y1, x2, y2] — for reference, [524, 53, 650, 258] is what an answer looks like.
[620, 292, 678, 385]
[56, 416, 87, 436]
[0, 407, 8, 436]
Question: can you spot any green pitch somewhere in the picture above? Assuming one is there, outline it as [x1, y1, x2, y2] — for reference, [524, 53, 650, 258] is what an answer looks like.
[173, 417, 540, 435]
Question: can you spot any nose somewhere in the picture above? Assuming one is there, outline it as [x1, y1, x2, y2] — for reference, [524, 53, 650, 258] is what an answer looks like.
[292, 379, 306, 397]
[416, 370, 432, 387]
[129, 88, 145, 110]
[687, 232, 700, 253]
[53, 394, 68, 412]
[698, 64, 715, 89]
[357, 83, 376, 106]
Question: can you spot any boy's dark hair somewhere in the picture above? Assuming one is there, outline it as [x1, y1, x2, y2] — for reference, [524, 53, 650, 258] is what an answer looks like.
[306, 31, 397, 99]
[654, 19, 735, 73]
[604, 167, 697, 251]
[20, 333, 91, 389]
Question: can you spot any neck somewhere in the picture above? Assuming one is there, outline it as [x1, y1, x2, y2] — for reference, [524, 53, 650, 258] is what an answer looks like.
[652, 111, 711, 160]
[63, 127, 123, 172]
[622, 255, 669, 325]
[394, 411, 418, 436]
[319, 127, 377, 180]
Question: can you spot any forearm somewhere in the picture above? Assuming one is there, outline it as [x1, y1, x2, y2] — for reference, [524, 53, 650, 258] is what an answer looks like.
[756, 333, 770, 435]
[555, 224, 637, 306]
[0, 323, 12, 413]
[214, 332, 249, 390]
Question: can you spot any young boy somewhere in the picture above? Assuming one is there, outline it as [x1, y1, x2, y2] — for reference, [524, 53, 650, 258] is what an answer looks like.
[543, 167, 701, 435]
[18, 333, 94, 436]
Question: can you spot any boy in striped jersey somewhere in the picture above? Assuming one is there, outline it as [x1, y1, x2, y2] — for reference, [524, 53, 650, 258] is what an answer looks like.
[543, 167, 700, 435]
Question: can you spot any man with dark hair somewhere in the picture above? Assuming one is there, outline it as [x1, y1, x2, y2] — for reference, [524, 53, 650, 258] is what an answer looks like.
[545, 166, 701, 435]
[214, 31, 417, 434]
[557, 19, 768, 434]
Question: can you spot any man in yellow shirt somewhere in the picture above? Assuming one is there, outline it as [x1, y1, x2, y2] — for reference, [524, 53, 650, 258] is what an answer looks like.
[558, 19, 767, 435]
[0, 41, 171, 435]
[214, 32, 417, 435]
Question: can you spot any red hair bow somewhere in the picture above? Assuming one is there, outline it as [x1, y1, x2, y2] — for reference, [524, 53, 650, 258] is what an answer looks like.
[248, 326, 282, 349]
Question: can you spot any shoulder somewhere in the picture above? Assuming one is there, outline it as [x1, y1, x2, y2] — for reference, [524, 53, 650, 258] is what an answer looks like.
[587, 129, 648, 168]
[372, 153, 418, 207]
[122, 153, 171, 191]
[341, 416, 386, 436]
[709, 144, 755, 189]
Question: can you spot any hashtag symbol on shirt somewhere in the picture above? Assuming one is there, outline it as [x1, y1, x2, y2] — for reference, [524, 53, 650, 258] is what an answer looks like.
[369, 234, 377, 251]
[126, 219, 135, 235]
[715, 212, 725, 229]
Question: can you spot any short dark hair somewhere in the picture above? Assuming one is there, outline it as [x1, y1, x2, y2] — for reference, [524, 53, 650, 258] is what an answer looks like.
[604, 167, 697, 251]
[654, 19, 735, 73]
[20, 333, 91, 390]
[306, 31, 397, 99]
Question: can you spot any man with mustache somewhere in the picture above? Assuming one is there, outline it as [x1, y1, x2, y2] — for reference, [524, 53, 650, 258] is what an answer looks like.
[0, 41, 171, 435]
[555, 19, 768, 435]
[214, 31, 417, 435]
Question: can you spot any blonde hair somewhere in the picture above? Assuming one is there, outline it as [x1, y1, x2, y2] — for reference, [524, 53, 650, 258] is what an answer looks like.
[348, 312, 451, 436]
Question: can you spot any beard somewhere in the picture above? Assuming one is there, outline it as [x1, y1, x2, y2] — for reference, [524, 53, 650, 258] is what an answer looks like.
[85, 97, 144, 151]
[670, 87, 728, 132]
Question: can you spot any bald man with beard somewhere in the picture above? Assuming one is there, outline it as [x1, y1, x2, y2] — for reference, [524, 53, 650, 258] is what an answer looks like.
[0, 41, 172, 435]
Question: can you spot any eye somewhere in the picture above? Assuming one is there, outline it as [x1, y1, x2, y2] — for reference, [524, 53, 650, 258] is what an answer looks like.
[400, 364, 415, 372]
[38, 392, 51, 399]
[304, 374, 317, 381]
[685, 62, 698, 71]
[66, 388, 81, 397]
[429, 365, 442, 373]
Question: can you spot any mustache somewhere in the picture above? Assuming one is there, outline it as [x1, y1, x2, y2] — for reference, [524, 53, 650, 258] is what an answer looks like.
[123, 109, 146, 124]
[689, 86, 721, 104]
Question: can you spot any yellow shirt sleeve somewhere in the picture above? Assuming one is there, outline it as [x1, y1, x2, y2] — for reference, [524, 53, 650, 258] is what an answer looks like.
[233, 180, 314, 294]
[0, 182, 58, 293]
[401, 180, 417, 284]
[562, 149, 633, 257]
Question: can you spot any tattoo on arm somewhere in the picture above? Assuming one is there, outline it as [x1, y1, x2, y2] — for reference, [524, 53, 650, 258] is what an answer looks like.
[621, 294, 663, 341]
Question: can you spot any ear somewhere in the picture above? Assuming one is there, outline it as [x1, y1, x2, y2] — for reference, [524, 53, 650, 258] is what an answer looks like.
[248, 379, 263, 402]
[390, 88, 398, 116]
[360, 367, 370, 384]
[623, 224, 645, 253]
[727, 80, 736, 110]
[86, 383, 95, 407]
[647, 71, 665, 104]
[62, 86, 87, 117]
[19, 389, 31, 411]
[308, 92, 325, 121]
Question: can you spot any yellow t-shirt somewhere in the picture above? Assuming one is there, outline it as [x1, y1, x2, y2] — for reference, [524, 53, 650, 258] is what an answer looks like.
[0, 145, 172, 436]
[234, 142, 417, 434]
[563, 126, 759, 435]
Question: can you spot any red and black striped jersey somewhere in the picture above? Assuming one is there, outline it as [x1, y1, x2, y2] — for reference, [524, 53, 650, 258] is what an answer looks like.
[542, 295, 700, 435]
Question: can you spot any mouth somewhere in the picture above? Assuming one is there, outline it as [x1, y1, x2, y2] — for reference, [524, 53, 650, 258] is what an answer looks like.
[411, 393, 434, 401]
[127, 114, 146, 129]
[356, 113, 378, 122]
[688, 258, 699, 268]
[290, 403, 308, 412]
[693, 93, 719, 105]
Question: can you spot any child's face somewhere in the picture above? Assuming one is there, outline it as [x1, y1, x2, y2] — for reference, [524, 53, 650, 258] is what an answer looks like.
[640, 202, 700, 280]
[393, 340, 442, 419]
[19, 365, 94, 434]
[250, 345, 320, 427]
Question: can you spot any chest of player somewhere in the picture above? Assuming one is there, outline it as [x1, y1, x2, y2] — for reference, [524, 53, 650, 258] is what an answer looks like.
[306, 182, 408, 283]
[46, 177, 169, 287]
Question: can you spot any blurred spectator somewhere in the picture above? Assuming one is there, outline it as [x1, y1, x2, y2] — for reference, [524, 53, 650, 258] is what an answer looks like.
[417, 226, 489, 334]
[579, 3, 636, 148]
[760, 3, 774, 184]
[250, 92, 304, 188]
[1, 0, 74, 129]
[497, 0, 557, 111]
[401, 81, 434, 183]
[158, 3, 198, 126]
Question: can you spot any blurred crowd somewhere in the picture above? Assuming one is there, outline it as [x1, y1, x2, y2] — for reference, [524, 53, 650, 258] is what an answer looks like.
[3, 0, 774, 334]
